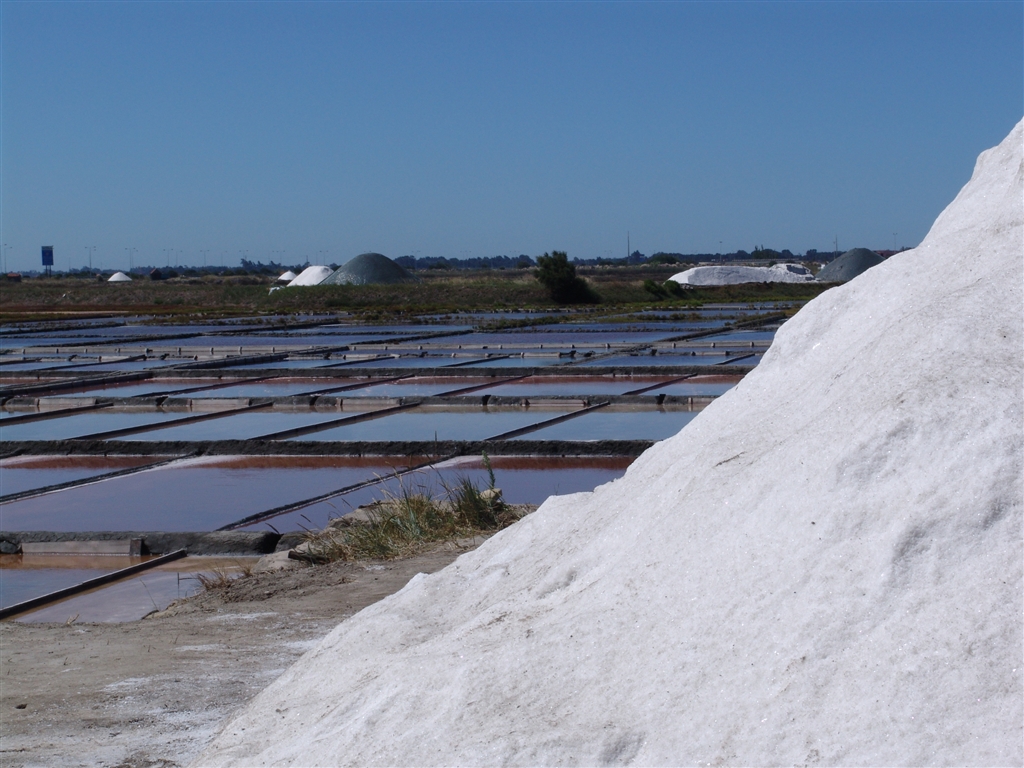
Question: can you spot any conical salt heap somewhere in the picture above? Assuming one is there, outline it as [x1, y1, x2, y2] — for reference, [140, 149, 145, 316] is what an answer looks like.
[199, 122, 1023, 766]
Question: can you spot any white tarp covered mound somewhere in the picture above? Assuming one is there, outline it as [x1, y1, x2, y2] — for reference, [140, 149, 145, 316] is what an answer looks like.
[106, 271, 132, 282]
[669, 262, 814, 285]
[199, 122, 1023, 767]
[285, 266, 332, 287]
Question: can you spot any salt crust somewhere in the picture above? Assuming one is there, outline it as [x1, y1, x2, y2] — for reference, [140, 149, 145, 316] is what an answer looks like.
[286, 266, 332, 287]
[668, 262, 814, 285]
[197, 121, 1023, 766]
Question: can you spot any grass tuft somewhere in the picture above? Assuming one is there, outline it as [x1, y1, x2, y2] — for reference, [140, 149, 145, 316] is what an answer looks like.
[300, 463, 526, 563]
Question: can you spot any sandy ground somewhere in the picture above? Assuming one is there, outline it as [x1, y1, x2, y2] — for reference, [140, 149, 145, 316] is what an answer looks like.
[0, 539, 490, 768]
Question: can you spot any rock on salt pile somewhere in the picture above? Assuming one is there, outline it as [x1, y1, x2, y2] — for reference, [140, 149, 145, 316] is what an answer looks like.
[198, 122, 1023, 767]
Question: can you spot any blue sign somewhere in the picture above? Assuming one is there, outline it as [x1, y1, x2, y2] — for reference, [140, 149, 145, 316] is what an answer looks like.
[41, 246, 54, 266]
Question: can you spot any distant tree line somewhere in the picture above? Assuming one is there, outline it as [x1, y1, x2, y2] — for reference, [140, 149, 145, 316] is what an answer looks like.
[394, 254, 536, 270]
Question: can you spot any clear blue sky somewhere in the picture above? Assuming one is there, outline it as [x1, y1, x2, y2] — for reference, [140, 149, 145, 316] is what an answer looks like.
[2, 1, 1021, 272]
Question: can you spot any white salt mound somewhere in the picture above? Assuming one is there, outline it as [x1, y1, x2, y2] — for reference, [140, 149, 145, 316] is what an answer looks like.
[106, 271, 132, 282]
[286, 266, 332, 287]
[198, 122, 1023, 766]
[669, 262, 814, 285]
[277, 270, 297, 282]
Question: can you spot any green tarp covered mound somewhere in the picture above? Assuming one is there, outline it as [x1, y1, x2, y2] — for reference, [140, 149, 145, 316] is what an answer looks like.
[817, 248, 883, 283]
[321, 253, 418, 286]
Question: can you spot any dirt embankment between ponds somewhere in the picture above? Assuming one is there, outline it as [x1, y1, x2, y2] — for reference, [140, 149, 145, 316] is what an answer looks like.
[0, 539, 489, 768]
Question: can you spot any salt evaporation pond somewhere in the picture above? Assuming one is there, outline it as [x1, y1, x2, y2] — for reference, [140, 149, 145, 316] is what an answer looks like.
[0, 410, 189, 441]
[478, 375, 676, 397]
[197, 120, 1024, 767]
[518, 406, 701, 441]
[0, 455, 160, 496]
[287, 406, 579, 442]
[9, 556, 256, 622]
[115, 409, 377, 442]
[0, 456, 418, 531]
[240, 456, 634, 533]
[0, 555, 141, 610]
[36, 379, 214, 398]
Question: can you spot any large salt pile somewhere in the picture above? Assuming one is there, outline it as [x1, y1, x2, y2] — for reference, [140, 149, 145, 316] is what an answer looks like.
[320, 252, 418, 285]
[286, 265, 333, 287]
[199, 122, 1023, 766]
[669, 262, 814, 285]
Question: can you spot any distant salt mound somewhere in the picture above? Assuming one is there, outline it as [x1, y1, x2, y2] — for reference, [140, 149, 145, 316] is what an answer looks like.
[286, 266, 332, 287]
[320, 252, 417, 286]
[669, 262, 814, 285]
[106, 271, 131, 283]
[817, 247, 884, 283]
[277, 270, 297, 283]
[199, 121, 1023, 766]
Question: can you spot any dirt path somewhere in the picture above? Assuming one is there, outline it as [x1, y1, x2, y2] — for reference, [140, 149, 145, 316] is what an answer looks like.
[0, 540, 487, 767]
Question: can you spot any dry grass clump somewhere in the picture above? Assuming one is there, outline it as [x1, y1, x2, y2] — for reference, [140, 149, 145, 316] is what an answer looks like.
[195, 560, 256, 592]
[300, 463, 526, 563]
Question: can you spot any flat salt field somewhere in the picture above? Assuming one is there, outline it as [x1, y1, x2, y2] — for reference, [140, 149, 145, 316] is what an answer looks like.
[36, 379, 215, 398]
[516, 406, 701, 441]
[0, 410, 190, 441]
[285, 406, 579, 442]
[430, 332, 674, 347]
[74, 359, 196, 371]
[223, 358, 347, 369]
[325, 356, 481, 369]
[148, 333, 382, 348]
[0, 555, 142, 610]
[477, 376, 676, 396]
[699, 329, 778, 342]
[453, 356, 571, 368]
[0, 456, 420, 531]
[182, 378, 347, 398]
[239, 456, 634, 532]
[648, 375, 741, 396]
[7, 556, 257, 622]
[578, 354, 754, 367]
[0, 455, 161, 496]
[339, 377, 494, 397]
[115, 409, 376, 442]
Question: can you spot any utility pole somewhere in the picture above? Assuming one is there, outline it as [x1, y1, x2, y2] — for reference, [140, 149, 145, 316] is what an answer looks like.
[2, 243, 10, 274]
[125, 247, 137, 272]
[893, 232, 898, 251]
[200, 250, 210, 268]
[85, 245, 96, 271]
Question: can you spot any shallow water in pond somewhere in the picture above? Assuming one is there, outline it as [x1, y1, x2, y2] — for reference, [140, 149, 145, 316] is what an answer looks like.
[239, 456, 635, 532]
[0, 456, 418, 531]
[0, 410, 188, 441]
[7, 556, 258, 621]
[339, 377, 493, 397]
[478, 376, 674, 396]
[0, 455, 161, 496]
[518, 407, 701, 441]
[648, 376, 741, 397]
[36, 379, 212, 398]
[578, 354, 756, 367]
[285, 406, 576, 442]
[454, 356, 568, 368]
[0, 562, 127, 610]
[116, 409, 371, 442]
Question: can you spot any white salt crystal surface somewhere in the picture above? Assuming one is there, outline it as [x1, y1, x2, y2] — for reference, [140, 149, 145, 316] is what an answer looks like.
[197, 121, 1023, 767]
[669, 262, 814, 285]
[286, 266, 332, 287]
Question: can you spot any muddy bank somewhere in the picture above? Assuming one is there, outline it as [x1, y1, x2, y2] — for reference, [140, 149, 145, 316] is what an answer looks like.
[0, 541, 486, 767]
[0, 437, 656, 457]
